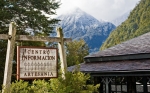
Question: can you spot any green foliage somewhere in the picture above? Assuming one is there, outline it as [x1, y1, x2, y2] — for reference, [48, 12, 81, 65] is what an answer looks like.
[0, 40, 7, 87]
[66, 39, 89, 67]
[100, 0, 150, 50]
[29, 80, 50, 93]
[0, 0, 60, 89]
[0, 0, 60, 35]
[50, 71, 99, 93]
[4, 80, 29, 93]
[2, 71, 100, 93]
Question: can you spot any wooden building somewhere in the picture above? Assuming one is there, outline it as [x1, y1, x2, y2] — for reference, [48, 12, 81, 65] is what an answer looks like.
[68, 32, 150, 93]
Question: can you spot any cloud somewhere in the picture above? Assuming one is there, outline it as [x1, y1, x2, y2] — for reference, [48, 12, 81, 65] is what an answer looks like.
[56, 0, 140, 21]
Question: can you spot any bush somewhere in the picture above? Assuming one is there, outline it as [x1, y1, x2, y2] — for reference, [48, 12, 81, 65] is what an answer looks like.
[49, 71, 100, 93]
[4, 80, 29, 93]
[2, 71, 100, 93]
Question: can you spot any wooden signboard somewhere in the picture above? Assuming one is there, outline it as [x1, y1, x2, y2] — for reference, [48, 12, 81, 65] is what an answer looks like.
[1, 22, 71, 90]
[17, 46, 58, 80]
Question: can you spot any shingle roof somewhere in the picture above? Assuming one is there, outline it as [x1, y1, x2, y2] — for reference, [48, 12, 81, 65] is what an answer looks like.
[68, 32, 150, 74]
[86, 32, 150, 58]
[68, 59, 150, 72]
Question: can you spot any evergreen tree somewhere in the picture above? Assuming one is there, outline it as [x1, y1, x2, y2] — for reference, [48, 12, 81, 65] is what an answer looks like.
[0, 0, 60, 89]
[0, 0, 60, 35]
[66, 39, 89, 67]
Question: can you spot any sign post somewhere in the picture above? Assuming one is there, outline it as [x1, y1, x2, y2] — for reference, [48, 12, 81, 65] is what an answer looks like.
[57, 28, 67, 77]
[3, 22, 16, 89]
[0, 22, 71, 91]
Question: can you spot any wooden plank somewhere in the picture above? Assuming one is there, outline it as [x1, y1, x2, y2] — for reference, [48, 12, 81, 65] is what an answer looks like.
[16, 35, 72, 42]
[0, 34, 72, 42]
[3, 22, 16, 90]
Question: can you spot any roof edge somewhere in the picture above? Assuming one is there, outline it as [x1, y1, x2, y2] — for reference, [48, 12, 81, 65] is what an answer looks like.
[84, 53, 150, 63]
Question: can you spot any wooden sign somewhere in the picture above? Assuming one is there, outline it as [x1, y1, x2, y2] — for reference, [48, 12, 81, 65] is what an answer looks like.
[17, 46, 58, 80]
[2, 22, 71, 90]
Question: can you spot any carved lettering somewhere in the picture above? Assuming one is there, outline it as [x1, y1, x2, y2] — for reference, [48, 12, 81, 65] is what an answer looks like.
[19, 48, 57, 78]
[22, 49, 55, 55]
[24, 73, 27, 76]
[22, 55, 55, 60]
[23, 72, 54, 77]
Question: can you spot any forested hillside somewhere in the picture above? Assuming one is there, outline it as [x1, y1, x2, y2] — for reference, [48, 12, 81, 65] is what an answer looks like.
[100, 0, 150, 50]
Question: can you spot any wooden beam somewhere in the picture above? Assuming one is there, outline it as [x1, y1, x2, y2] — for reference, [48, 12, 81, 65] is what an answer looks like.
[3, 22, 16, 91]
[0, 34, 72, 42]
[16, 35, 61, 42]
[57, 27, 67, 78]
[16, 35, 72, 42]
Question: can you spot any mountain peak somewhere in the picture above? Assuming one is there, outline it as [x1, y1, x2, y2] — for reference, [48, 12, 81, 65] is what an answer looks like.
[70, 7, 83, 13]
[60, 7, 88, 18]
[61, 7, 83, 14]
[57, 8, 116, 53]
[57, 7, 105, 26]
[58, 7, 106, 23]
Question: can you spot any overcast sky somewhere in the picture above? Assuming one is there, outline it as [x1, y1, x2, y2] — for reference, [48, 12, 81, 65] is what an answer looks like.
[55, 0, 141, 21]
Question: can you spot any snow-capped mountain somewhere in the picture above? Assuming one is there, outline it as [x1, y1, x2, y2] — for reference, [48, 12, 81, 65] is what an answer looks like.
[57, 8, 116, 53]
[111, 12, 130, 26]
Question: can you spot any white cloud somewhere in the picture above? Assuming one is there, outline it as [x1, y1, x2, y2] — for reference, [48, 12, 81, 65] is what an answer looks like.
[56, 0, 141, 21]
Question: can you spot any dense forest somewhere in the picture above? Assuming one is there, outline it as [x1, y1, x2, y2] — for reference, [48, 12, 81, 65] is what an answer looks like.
[100, 0, 150, 50]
